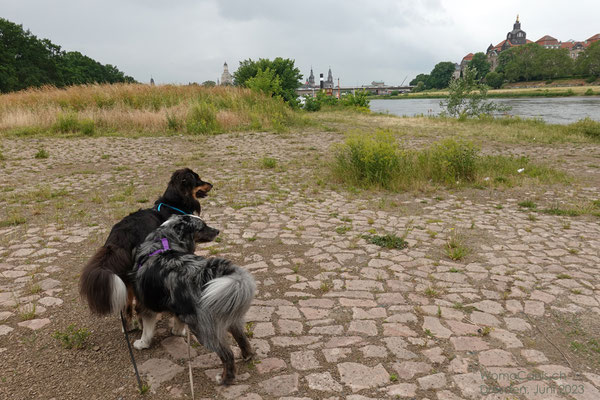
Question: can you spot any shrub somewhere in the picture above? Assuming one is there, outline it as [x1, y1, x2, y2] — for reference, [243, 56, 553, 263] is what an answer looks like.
[53, 112, 80, 132]
[303, 96, 321, 112]
[186, 101, 219, 134]
[166, 112, 182, 130]
[52, 112, 95, 135]
[79, 118, 95, 135]
[333, 130, 401, 189]
[442, 66, 509, 118]
[570, 117, 600, 140]
[340, 90, 370, 109]
[420, 139, 478, 183]
[584, 89, 594, 96]
[586, 76, 598, 83]
[316, 91, 339, 106]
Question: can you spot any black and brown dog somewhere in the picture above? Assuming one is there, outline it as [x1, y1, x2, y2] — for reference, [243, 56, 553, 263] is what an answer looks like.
[79, 168, 212, 327]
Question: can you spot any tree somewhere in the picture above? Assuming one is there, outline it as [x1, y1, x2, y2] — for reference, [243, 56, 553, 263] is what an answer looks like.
[0, 17, 134, 93]
[233, 57, 302, 104]
[468, 52, 491, 80]
[497, 43, 543, 82]
[484, 71, 504, 89]
[410, 73, 430, 88]
[441, 66, 509, 118]
[428, 62, 456, 89]
[576, 41, 600, 78]
[202, 80, 216, 87]
[246, 67, 282, 97]
[538, 48, 573, 80]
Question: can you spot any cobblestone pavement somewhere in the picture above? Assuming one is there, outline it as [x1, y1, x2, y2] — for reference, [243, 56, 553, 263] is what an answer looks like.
[0, 131, 599, 399]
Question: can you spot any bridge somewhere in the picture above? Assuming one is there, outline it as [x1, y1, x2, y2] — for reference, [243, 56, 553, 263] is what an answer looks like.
[297, 85, 413, 97]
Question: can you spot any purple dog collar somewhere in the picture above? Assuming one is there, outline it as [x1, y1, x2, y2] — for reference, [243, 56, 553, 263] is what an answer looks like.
[137, 238, 170, 269]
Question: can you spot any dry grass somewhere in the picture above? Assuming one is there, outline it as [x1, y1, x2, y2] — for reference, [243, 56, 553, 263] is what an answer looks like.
[0, 83, 303, 135]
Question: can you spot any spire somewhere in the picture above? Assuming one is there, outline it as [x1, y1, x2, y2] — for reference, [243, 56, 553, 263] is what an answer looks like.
[516, 14, 519, 23]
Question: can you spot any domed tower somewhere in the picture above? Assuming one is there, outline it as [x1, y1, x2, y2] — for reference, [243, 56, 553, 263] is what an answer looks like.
[220, 62, 234, 86]
[506, 15, 526, 45]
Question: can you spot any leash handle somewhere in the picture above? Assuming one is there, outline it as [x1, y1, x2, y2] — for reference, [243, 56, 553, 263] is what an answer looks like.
[120, 311, 144, 392]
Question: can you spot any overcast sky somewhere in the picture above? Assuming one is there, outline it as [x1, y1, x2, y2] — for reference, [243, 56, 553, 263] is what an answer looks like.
[3, 0, 599, 86]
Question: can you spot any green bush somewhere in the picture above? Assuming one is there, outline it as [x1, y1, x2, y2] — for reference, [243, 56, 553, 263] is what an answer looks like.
[52, 112, 95, 135]
[333, 130, 402, 189]
[422, 139, 478, 183]
[79, 118, 95, 135]
[586, 76, 598, 83]
[584, 89, 594, 96]
[166, 112, 182, 130]
[570, 117, 600, 139]
[303, 96, 321, 112]
[53, 112, 80, 132]
[186, 101, 219, 134]
[340, 90, 370, 109]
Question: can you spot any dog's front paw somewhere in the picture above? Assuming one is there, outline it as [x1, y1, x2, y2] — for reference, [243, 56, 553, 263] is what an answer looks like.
[171, 326, 186, 337]
[133, 339, 150, 350]
[242, 351, 255, 362]
[216, 373, 234, 386]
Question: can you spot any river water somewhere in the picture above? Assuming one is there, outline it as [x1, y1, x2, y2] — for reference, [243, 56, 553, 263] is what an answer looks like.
[370, 97, 600, 124]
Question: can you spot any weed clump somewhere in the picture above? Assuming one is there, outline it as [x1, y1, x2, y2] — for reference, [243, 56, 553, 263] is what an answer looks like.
[363, 233, 408, 249]
[52, 324, 91, 349]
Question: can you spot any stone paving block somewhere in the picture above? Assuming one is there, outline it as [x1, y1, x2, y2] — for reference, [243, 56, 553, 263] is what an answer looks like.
[259, 373, 299, 396]
[305, 372, 343, 392]
[338, 362, 389, 392]
[290, 350, 320, 370]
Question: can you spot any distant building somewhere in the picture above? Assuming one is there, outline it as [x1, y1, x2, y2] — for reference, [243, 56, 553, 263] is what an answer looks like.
[220, 62, 233, 85]
[464, 16, 600, 73]
[300, 66, 335, 89]
[325, 67, 334, 89]
[150, 77, 155, 86]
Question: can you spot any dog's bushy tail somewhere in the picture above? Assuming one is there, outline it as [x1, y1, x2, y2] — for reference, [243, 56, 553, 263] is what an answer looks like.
[200, 267, 255, 322]
[79, 245, 129, 315]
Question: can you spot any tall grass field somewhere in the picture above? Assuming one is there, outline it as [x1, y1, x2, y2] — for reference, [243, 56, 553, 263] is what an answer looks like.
[0, 83, 303, 136]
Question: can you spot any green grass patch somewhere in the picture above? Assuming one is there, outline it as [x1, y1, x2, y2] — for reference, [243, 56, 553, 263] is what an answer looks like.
[52, 324, 91, 349]
[260, 157, 277, 169]
[34, 148, 49, 159]
[518, 200, 537, 209]
[363, 233, 408, 249]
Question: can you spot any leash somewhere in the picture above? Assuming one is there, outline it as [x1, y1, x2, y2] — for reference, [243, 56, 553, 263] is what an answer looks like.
[187, 328, 195, 400]
[120, 311, 144, 393]
[156, 202, 190, 215]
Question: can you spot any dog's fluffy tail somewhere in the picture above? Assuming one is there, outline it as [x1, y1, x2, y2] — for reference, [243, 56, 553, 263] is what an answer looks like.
[200, 267, 255, 321]
[79, 245, 129, 315]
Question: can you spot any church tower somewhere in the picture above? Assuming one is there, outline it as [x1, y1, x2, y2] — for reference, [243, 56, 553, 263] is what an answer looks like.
[325, 67, 334, 89]
[308, 67, 315, 87]
[506, 15, 526, 45]
[220, 62, 234, 86]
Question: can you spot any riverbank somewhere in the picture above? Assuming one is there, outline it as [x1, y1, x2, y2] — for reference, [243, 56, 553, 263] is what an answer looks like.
[369, 97, 600, 125]
[372, 84, 600, 99]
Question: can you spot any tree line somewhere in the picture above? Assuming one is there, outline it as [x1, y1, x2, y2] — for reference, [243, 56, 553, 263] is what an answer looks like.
[411, 41, 600, 90]
[0, 18, 135, 93]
